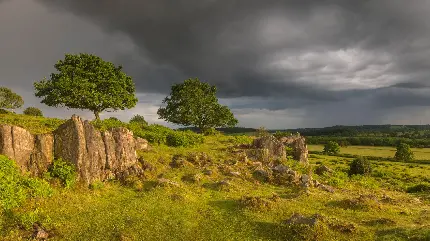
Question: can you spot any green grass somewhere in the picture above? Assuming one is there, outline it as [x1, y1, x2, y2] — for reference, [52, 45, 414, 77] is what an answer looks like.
[0, 114, 429, 240]
[309, 144, 430, 160]
[0, 113, 64, 134]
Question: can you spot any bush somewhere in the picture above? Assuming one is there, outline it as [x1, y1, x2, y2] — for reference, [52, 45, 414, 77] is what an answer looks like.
[23, 107, 43, 116]
[323, 141, 340, 155]
[348, 157, 372, 176]
[0, 155, 27, 210]
[394, 143, 414, 162]
[407, 183, 430, 193]
[0, 155, 53, 211]
[91, 118, 127, 131]
[46, 158, 76, 188]
[166, 130, 204, 147]
[130, 114, 148, 126]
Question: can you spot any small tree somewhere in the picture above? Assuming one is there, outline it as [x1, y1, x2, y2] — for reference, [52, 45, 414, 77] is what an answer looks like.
[34, 53, 138, 120]
[157, 78, 238, 134]
[394, 143, 414, 162]
[323, 141, 340, 155]
[130, 114, 148, 126]
[0, 87, 24, 112]
[23, 107, 43, 116]
[349, 157, 372, 176]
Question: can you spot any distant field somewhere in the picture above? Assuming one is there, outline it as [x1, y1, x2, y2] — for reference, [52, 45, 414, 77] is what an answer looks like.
[308, 144, 430, 160]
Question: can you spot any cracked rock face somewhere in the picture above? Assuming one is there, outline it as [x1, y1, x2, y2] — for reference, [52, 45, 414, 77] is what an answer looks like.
[0, 115, 148, 184]
[280, 135, 309, 164]
[0, 125, 53, 176]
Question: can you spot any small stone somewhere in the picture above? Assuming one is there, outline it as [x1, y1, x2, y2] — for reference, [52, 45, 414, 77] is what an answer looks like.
[315, 165, 333, 175]
[32, 224, 49, 240]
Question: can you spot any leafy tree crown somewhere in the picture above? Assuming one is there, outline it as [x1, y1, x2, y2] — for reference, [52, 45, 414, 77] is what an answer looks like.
[323, 141, 340, 155]
[0, 87, 24, 110]
[130, 114, 148, 126]
[23, 107, 43, 116]
[157, 78, 238, 132]
[394, 143, 414, 162]
[34, 53, 138, 120]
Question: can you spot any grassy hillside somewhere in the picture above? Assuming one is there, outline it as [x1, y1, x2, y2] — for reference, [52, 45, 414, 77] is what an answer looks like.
[0, 114, 429, 240]
[309, 144, 430, 160]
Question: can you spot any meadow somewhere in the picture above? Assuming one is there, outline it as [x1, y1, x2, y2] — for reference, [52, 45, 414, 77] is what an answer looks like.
[0, 114, 429, 240]
[309, 144, 430, 160]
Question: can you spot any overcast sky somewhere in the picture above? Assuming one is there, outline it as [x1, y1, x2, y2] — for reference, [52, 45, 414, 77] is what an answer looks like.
[2, 0, 430, 128]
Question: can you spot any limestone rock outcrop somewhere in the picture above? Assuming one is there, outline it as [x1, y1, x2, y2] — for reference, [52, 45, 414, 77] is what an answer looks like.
[280, 135, 309, 164]
[53, 115, 142, 184]
[0, 125, 53, 176]
[0, 115, 148, 184]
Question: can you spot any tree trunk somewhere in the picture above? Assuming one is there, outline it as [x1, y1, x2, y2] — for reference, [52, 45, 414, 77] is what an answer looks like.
[94, 111, 100, 121]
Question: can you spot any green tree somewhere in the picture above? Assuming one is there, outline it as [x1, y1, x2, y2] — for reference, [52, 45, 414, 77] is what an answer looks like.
[130, 114, 148, 126]
[394, 143, 414, 162]
[34, 53, 138, 120]
[157, 78, 238, 134]
[23, 107, 43, 116]
[0, 87, 24, 112]
[323, 141, 340, 155]
[348, 157, 372, 176]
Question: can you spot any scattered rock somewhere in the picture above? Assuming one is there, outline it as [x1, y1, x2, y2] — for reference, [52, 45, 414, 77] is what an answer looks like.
[229, 171, 241, 177]
[318, 184, 335, 193]
[272, 164, 290, 173]
[250, 135, 286, 160]
[253, 169, 271, 182]
[170, 154, 191, 168]
[279, 135, 309, 164]
[182, 173, 202, 183]
[284, 213, 323, 226]
[186, 152, 211, 166]
[156, 178, 180, 187]
[32, 223, 49, 240]
[135, 137, 149, 151]
[203, 169, 213, 176]
[138, 157, 155, 172]
[239, 194, 279, 211]
[314, 165, 333, 175]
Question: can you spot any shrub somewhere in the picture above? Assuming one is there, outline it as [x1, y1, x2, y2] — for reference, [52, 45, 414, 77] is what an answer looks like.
[323, 141, 340, 155]
[348, 157, 372, 176]
[129, 114, 148, 126]
[166, 130, 204, 147]
[23, 107, 43, 116]
[232, 135, 253, 146]
[0, 155, 53, 211]
[46, 158, 76, 188]
[407, 183, 430, 193]
[91, 118, 127, 131]
[394, 143, 414, 162]
[0, 155, 27, 210]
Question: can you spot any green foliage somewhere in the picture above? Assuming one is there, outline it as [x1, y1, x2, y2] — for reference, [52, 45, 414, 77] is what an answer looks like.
[91, 118, 127, 132]
[23, 107, 43, 116]
[166, 130, 204, 147]
[0, 155, 53, 211]
[407, 183, 430, 193]
[129, 114, 148, 126]
[323, 141, 340, 155]
[394, 143, 414, 162]
[0, 87, 24, 110]
[157, 78, 238, 133]
[34, 53, 138, 120]
[348, 157, 372, 176]
[273, 131, 292, 138]
[21, 178, 53, 198]
[46, 158, 76, 188]
[0, 155, 27, 210]
[232, 135, 253, 146]
[0, 113, 64, 134]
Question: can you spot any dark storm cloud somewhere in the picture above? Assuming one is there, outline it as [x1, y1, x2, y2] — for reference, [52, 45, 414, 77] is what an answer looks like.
[3, 0, 430, 128]
[36, 0, 430, 99]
